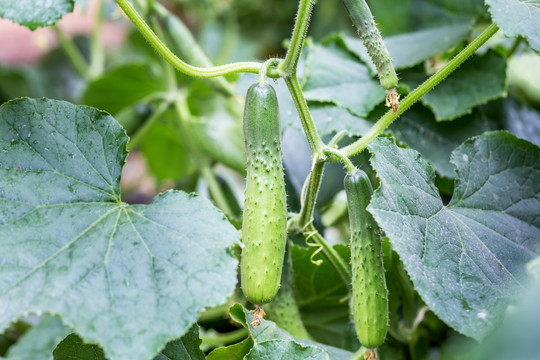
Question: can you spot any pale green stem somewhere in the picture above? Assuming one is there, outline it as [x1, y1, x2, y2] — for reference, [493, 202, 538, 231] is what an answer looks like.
[280, 0, 316, 75]
[53, 27, 90, 80]
[115, 0, 262, 78]
[340, 23, 500, 157]
[89, 0, 105, 78]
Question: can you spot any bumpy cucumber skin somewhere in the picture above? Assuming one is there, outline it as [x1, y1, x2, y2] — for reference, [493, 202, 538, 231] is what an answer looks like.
[342, 0, 398, 90]
[241, 83, 287, 305]
[345, 170, 388, 349]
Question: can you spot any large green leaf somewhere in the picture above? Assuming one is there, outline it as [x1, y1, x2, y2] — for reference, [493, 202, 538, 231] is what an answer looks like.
[418, 50, 507, 121]
[367, 132, 540, 340]
[486, 0, 540, 53]
[303, 44, 385, 117]
[0, 98, 238, 360]
[340, 22, 471, 72]
[390, 105, 490, 178]
[52, 324, 205, 360]
[3, 316, 70, 360]
[0, 0, 74, 30]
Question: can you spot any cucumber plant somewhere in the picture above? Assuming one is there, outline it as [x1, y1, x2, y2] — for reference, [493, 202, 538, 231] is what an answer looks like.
[0, 0, 539, 360]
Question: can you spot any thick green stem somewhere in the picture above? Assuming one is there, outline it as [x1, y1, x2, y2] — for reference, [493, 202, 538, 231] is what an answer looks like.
[280, 0, 316, 75]
[89, 0, 105, 78]
[285, 76, 325, 154]
[299, 161, 324, 227]
[53, 27, 90, 80]
[340, 23, 500, 157]
[126, 100, 170, 151]
[115, 0, 262, 78]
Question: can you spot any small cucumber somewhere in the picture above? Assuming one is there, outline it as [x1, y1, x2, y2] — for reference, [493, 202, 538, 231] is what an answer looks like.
[342, 0, 398, 91]
[344, 170, 388, 349]
[241, 83, 287, 310]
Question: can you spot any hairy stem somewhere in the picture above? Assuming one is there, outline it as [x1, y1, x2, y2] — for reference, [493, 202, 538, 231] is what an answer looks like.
[115, 0, 263, 78]
[285, 76, 325, 154]
[280, 0, 316, 75]
[299, 161, 324, 227]
[340, 22, 500, 157]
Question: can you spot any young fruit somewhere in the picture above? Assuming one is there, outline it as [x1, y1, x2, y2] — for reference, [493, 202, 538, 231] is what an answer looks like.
[344, 170, 388, 349]
[240, 83, 287, 313]
[342, 0, 399, 113]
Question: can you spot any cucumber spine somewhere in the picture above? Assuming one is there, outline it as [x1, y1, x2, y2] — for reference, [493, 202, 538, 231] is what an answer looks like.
[241, 83, 287, 307]
[345, 170, 388, 349]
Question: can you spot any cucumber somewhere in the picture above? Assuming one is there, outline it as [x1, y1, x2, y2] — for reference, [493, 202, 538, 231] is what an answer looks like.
[344, 170, 388, 349]
[342, 0, 398, 91]
[241, 83, 287, 312]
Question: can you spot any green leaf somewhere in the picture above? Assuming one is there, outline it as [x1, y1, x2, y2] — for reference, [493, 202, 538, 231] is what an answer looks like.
[244, 340, 329, 360]
[206, 338, 254, 360]
[140, 109, 192, 181]
[52, 324, 206, 360]
[0, 98, 239, 360]
[390, 105, 490, 178]
[153, 324, 206, 360]
[417, 50, 507, 121]
[82, 63, 165, 115]
[53, 334, 105, 360]
[227, 305, 352, 360]
[502, 98, 540, 147]
[367, 132, 540, 340]
[340, 22, 471, 72]
[4, 316, 70, 360]
[486, 0, 540, 53]
[0, 0, 74, 30]
[303, 43, 385, 117]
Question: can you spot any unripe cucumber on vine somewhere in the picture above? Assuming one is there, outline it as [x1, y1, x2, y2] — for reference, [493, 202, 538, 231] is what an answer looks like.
[342, 0, 399, 113]
[344, 170, 388, 350]
[240, 82, 287, 323]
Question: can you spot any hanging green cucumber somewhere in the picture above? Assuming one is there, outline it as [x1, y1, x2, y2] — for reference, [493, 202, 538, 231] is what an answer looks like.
[241, 80, 287, 327]
[342, 0, 400, 113]
[344, 170, 388, 352]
